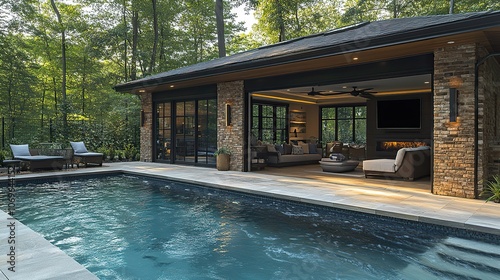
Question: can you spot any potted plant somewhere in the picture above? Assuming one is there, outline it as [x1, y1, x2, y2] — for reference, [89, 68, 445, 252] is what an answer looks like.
[214, 147, 232, 171]
[480, 175, 500, 203]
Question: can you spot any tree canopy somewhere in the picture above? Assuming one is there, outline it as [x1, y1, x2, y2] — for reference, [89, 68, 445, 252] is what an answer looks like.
[0, 0, 498, 152]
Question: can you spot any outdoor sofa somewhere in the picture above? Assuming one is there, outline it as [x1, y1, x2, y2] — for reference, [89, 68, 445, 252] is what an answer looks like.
[10, 144, 65, 171]
[70, 141, 103, 167]
[363, 146, 431, 181]
[266, 143, 322, 167]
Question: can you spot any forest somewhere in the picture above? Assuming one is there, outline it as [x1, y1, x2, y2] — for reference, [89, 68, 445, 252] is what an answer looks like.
[1, 0, 498, 160]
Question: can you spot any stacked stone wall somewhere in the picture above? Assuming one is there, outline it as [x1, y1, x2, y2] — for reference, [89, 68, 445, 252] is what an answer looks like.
[433, 44, 477, 198]
[139, 92, 153, 162]
[217, 81, 245, 171]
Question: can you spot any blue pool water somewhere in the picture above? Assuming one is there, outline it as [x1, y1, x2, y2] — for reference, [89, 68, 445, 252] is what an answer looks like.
[2, 174, 500, 279]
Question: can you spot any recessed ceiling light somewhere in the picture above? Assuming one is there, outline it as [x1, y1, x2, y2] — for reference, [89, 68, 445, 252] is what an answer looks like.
[138, 89, 146, 93]
[353, 57, 359, 60]
[170, 85, 175, 88]
[342, 86, 347, 89]
[424, 81, 430, 84]
[447, 41, 455, 44]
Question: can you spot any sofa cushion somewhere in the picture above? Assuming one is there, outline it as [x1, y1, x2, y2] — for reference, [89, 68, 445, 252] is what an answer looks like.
[308, 143, 318, 154]
[10, 144, 31, 157]
[283, 143, 292, 155]
[292, 145, 304, 155]
[70, 141, 89, 153]
[394, 146, 430, 171]
[394, 148, 407, 170]
[278, 153, 322, 163]
[299, 142, 309, 154]
[266, 144, 277, 153]
[275, 144, 284, 154]
[363, 159, 396, 173]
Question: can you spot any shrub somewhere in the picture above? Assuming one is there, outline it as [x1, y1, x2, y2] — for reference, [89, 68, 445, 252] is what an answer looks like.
[480, 175, 500, 203]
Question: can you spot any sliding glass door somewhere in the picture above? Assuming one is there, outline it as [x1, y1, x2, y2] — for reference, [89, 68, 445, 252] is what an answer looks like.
[155, 98, 217, 166]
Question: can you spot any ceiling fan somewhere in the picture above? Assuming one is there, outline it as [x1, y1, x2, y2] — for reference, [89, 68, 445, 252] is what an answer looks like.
[305, 87, 326, 96]
[324, 86, 377, 98]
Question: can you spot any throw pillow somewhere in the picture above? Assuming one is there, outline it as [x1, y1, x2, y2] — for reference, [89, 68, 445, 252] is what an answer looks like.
[266, 144, 277, 153]
[10, 144, 31, 157]
[70, 141, 89, 153]
[283, 143, 292, 155]
[275, 144, 284, 154]
[308, 143, 318, 154]
[299, 142, 309, 154]
[292, 145, 304, 155]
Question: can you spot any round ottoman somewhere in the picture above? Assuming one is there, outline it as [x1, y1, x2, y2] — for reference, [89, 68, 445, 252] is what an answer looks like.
[319, 158, 359, 173]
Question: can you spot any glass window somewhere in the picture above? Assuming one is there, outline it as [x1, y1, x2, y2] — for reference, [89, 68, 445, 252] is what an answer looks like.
[321, 106, 366, 144]
[252, 102, 288, 144]
[155, 103, 172, 161]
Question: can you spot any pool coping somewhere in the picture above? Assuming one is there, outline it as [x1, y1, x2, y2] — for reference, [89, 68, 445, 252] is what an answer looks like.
[0, 162, 500, 278]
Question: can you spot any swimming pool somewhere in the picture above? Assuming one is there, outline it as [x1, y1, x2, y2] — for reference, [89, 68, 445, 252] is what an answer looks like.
[2, 174, 500, 279]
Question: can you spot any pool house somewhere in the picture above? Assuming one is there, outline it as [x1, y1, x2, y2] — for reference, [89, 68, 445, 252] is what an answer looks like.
[114, 11, 500, 199]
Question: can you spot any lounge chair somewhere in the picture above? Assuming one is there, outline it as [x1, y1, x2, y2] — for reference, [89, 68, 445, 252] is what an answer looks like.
[10, 144, 65, 171]
[363, 146, 431, 181]
[70, 141, 103, 167]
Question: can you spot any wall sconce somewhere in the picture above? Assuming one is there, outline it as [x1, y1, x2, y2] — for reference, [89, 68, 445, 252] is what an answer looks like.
[225, 104, 232, 126]
[449, 88, 458, 122]
[140, 110, 145, 127]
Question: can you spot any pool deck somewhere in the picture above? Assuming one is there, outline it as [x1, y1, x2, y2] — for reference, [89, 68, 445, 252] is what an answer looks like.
[1, 161, 500, 279]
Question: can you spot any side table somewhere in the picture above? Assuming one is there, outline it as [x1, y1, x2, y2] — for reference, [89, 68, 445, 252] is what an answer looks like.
[2, 160, 21, 174]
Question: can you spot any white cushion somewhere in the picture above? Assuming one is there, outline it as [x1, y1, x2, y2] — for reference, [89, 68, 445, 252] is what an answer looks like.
[363, 159, 396, 173]
[70, 141, 88, 153]
[394, 148, 408, 171]
[10, 144, 31, 157]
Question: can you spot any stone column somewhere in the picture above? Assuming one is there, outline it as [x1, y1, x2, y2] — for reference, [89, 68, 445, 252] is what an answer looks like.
[139, 92, 153, 162]
[217, 81, 245, 171]
[433, 43, 478, 198]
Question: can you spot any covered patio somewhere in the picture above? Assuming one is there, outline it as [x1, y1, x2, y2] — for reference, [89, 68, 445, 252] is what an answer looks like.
[115, 11, 500, 199]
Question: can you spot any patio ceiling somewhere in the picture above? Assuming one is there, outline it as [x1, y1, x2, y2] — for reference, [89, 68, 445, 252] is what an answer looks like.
[252, 74, 432, 105]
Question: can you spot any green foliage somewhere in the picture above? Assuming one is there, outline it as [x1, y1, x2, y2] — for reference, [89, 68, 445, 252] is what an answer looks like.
[214, 147, 232, 156]
[124, 144, 139, 161]
[0, 149, 10, 161]
[1, 0, 497, 156]
[480, 175, 500, 203]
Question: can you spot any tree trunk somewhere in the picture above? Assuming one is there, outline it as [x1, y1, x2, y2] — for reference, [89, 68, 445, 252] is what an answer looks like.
[81, 55, 87, 114]
[131, 10, 139, 80]
[215, 0, 226, 57]
[123, 0, 128, 80]
[449, 0, 455, 14]
[276, 0, 286, 42]
[149, 0, 158, 74]
[50, 0, 68, 130]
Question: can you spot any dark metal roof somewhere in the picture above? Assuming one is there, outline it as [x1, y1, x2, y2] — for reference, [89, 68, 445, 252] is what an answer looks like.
[114, 11, 500, 92]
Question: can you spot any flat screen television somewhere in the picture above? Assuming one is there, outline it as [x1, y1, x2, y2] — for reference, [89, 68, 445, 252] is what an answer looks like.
[377, 99, 421, 129]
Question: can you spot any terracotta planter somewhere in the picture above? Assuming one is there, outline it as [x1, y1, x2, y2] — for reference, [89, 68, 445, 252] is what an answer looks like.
[216, 154, 230, 171]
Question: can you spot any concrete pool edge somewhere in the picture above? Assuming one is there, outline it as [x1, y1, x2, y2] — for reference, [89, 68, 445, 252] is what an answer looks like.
[0, 211, 98, 279]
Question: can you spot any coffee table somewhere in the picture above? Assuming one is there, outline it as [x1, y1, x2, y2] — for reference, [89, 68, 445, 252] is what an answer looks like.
[319, 158, 359, 173]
